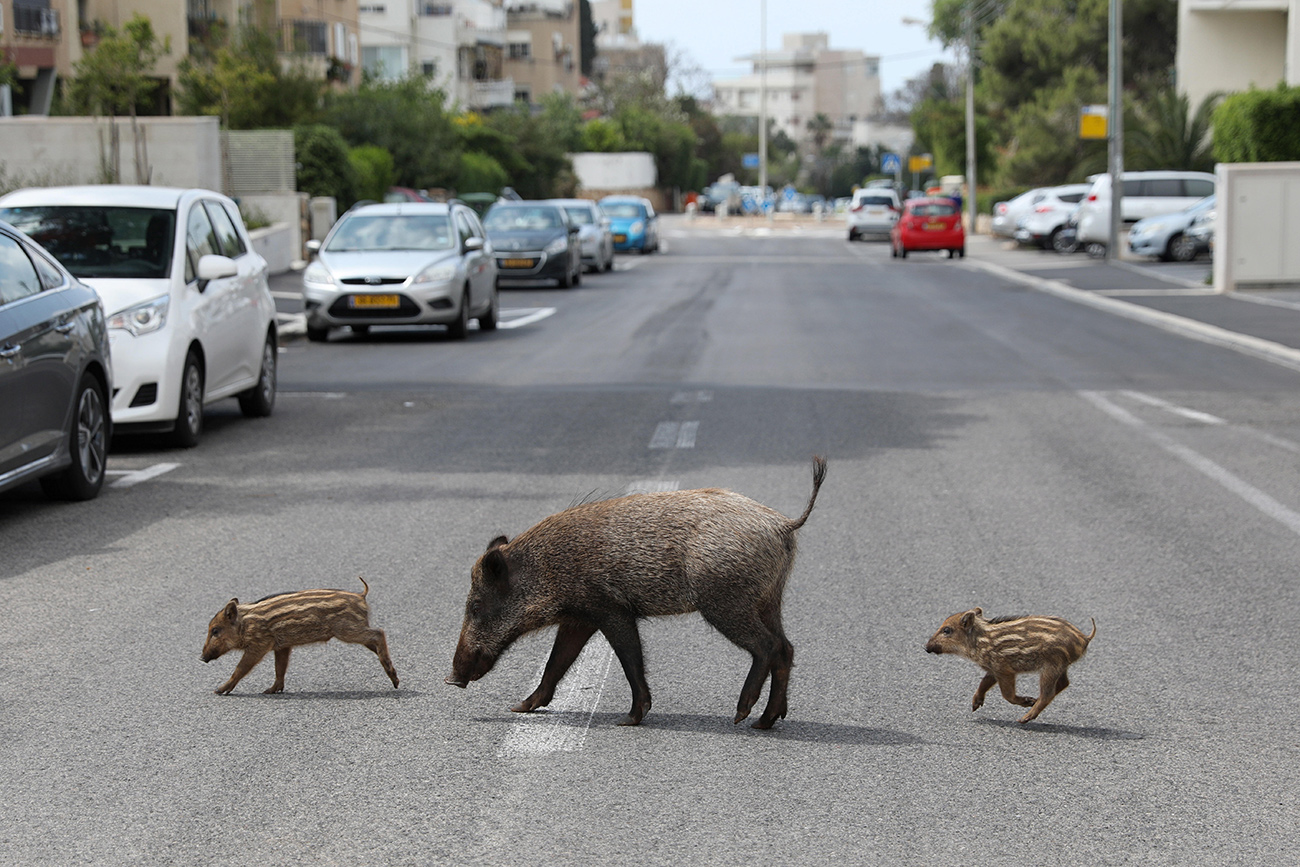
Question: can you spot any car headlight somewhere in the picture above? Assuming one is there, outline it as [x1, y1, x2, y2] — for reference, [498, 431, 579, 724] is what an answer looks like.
[630, 221, 644, 235]
[544, 237, 569, 255]
[1134, 222, 1163, 238]
[303, 261, 335, 286]
[108, 296, 169, 337]
[415, 262, 458, 284]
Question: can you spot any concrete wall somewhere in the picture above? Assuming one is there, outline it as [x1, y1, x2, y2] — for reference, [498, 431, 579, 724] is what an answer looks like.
[1215, 161, 1300, 291]
[571, 151, 657, 190]
[0, 116, 222, 190]
[1177, 1, 1293, 113]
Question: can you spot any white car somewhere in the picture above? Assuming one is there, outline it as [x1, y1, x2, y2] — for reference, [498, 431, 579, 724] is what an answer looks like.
[990, 188, 1047, 238]
[550, 198, 614, 273]
[0, 186, 277, 448]
[1013, 183, 1094, 249]
[846, 187, 901, 240]
[1075, 170, 1216, 251]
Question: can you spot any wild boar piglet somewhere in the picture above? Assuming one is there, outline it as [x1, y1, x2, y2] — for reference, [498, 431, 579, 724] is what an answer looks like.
[446, 457, 828, 729]
[201, 578, 399, 694]
[925, 607, 1095, 724]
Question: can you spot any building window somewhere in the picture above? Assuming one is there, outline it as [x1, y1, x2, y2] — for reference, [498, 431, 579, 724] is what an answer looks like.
[508, 41, 531, 60]
[359, 4, 386, 12]
[362, 45, 406, 81]
[284, 19, 328, 55]
[421, 3, 453, 15]
[515, 88, 531, 103]
[422, 62, 437, 77]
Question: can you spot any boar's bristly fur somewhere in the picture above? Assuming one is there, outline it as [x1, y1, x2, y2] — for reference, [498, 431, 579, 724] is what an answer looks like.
[446, 457, 828, 729]
[201, 577, 399, 694]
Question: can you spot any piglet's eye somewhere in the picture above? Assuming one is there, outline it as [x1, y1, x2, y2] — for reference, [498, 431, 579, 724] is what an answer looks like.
[942, 627, 952, 635]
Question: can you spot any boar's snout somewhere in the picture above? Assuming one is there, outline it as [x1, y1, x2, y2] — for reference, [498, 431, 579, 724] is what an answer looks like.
[448, 643, 496, 687]
[925, 642, 944, 655]
[444, 674, 468, 688]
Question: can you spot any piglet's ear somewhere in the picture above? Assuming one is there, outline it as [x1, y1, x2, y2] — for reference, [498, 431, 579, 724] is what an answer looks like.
[482, 547, 510, 589]
[960, 609, 979, 629]
[486, 535, 509, 552]
[224, 599, 240, 619]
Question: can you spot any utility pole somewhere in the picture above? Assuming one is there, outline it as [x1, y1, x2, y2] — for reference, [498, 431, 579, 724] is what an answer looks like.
[1106, 0, 1124, 260]
[964, 3, 977, 235]
[759, 0, 768, 197]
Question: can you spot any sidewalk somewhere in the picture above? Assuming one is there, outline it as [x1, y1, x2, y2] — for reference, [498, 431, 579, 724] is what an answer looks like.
[962, 233, 1300, 373]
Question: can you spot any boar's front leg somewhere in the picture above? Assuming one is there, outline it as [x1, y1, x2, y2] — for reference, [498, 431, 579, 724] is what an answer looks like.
[215, 648, 269, 695]
[599, 615, 652, 726]
[513, 620, 598, 713]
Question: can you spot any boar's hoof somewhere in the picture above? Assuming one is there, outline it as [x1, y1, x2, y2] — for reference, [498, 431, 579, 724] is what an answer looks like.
[616, 714, 643, 726]
[263, 685, 284, 694]
[444, 675, 468, 688]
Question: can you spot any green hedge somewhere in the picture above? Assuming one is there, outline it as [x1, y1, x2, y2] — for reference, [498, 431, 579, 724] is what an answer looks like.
[1213, 84, 1300, 163]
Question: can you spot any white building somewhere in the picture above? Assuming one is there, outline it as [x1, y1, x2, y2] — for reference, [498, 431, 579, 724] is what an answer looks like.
[711, 32, 882, 147]
[358, 0, 514, 109]
[1176, 0, 1300, 110]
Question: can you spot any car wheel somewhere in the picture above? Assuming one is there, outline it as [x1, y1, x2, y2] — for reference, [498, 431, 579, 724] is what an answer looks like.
[1085, 241, 1107, 259]
[1168, 232, 1199, 263]
[848, 229, 858, 242]
[306, 324, 329, 343]
[171, 351, 204, 449]
[478, 286, 499, 332]
[572, 258, 582, 286]
[447, 288, 470, 339]
[238, 332, 277, 418]
[558, 264, 574, 288]
[899, 244, 908, 259]
[957, 246, 966, 258]
[40, 372, 109, 501]
[603, 248, 614, 272]
[890, 242, 897, 258]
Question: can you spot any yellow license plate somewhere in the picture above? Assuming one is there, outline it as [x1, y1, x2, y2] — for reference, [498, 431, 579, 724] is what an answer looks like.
[502, 258, 536, 268]
[613, 234, 627, 243]
[349, 294, 399, 308]
[924, 221, 946, 231]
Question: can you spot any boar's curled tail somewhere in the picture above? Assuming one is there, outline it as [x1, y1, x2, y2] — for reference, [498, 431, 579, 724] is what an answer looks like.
[788, 456, 828, 531]
[357, 576, 370, 597]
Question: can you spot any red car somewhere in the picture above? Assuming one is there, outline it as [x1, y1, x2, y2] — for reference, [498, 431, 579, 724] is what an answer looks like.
[891, 197, 965, 259]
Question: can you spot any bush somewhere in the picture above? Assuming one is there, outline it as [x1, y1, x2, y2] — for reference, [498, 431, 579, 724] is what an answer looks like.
[295, 124, 359, 208]
[349, 145, 395, 203]
[1213, 84, 1300, 163]
[456, 151, 508, 195]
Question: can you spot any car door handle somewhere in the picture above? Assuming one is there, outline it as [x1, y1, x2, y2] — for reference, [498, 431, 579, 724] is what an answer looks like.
[0, 344, 20, 360]
[55, 321, 76, 335]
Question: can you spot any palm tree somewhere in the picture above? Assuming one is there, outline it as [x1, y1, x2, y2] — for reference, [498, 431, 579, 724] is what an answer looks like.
[1126, 88, 1223, 172]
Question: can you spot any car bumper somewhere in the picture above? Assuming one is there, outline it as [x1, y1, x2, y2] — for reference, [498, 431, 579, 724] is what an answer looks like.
[611, 231, 645, 252]
[106, 326, 185, 426]
[495, 251, 569, 280]
[898, 230, 965, 251]
[848, 216, 897, 235]
[303, 279, 463, 328]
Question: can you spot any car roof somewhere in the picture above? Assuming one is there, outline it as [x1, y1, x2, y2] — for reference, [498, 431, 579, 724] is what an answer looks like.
[0, 185, 218, 208]
[344, 202, 452, 216]
[599, 196, 645, 204]
[550, 198, 599, 207]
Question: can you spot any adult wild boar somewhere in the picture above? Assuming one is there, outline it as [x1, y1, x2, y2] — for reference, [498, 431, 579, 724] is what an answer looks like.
[446, 457, 827, 729]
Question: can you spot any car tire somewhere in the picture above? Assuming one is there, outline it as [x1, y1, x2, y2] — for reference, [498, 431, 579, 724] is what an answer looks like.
[171, 351, 204, 449]
[899, 244, 908, 259]
[306, 324, 329, 343]
[238, 332, 277, 418]
[558, 265, 573, 288]
[603, 249, 614, 272]
[848, 229, 858, 242]
[573, 259, 582, 286]
[1085, 241, 1107, 259]
[478, 286, 499, 332]
[40, 372, 109, 501]
[447, 288, 470, 340]
[1168, 232, 1198, 263]
[890, 242, 897, 258]
[957, 246, 966, 258]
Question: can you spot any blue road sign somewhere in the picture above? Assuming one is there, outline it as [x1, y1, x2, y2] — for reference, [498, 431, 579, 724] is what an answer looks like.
[882, 153, 901, 174]
[742, 153, 761, 169]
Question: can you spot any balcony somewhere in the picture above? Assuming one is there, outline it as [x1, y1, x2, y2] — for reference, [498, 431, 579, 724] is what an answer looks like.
[469, 78, 515, 109]
[13, 3, 61, 38]
[281, 19, 328, 56]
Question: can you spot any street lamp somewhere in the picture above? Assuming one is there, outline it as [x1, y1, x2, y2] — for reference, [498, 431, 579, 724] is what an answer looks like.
[759, 0, 768, 196]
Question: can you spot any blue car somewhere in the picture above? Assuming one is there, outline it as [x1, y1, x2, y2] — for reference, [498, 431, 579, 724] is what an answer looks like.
[599, 196, 659, 253]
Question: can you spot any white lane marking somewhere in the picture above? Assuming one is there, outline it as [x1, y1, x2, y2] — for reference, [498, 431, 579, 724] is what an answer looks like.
[108, 462, 180, 489]
[498, 478, 681, 757]
[498, 307, 556, 329]
[671, 390, 713, 403]
[1080, 391, 1300, 536]
[270, 290, 302, 301]
[279, 391, 347, 399]
[1120, 390, 1226, 425]
[649, 421, 699, 449]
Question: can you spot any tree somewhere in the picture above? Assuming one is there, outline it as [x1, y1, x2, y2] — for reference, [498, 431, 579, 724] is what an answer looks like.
[65, 14, 169, 183]
[177, 26, 323, 130]
[1127, 87, 1222, 172]
[295, 125, 359, 206]
[349, 145, 395, 202]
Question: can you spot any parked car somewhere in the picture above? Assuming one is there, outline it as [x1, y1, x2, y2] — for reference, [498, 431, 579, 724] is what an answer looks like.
[1127, 195, 1215, 262]
[303, 201, 498, 342]
[890, 197, 966, 259]
[484, 201, 583, 287]
[0, 186, 277, 448]
[600, 196, 659, 253]
[1075, 171, 1217, 252]
[846, 187, 901, 240]
[1013, 183, 1095, 249]
[0, 220, 112, 500]
[550, 198, 614, 273]
[1182, 207, 1216, 260]
[991, 188, 1047, 238]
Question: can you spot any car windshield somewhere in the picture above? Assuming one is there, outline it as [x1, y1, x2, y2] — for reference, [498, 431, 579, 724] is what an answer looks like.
[324, 214, 453, 252]
[562, 206, 594, 225]
[911, 202, 958, 217]
[602, 203, 643, 218]
[483, 207, 563, 230]
[859, 195, 894, 206]
[0, 205, 176, 279]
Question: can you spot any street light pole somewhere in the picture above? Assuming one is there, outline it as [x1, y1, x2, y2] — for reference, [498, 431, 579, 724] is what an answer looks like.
[1106, 0, 1124, 260]
[965, 3, 977, 235]
[759, 0, 768, 196]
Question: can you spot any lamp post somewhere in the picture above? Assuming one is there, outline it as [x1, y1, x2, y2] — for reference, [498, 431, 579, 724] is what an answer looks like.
[759, 0, 768, 197]
[1106, 0, 1124, 260]
[964, 4, 977, 235]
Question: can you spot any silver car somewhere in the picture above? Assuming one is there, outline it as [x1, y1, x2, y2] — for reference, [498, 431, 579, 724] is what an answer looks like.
[1127, 195, 1215, 262]
[551, 199, 614, 273]
[303, 202, 498, 341]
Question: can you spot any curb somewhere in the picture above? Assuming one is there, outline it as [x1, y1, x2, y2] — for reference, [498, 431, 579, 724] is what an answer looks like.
[966, 257, 1300, 375]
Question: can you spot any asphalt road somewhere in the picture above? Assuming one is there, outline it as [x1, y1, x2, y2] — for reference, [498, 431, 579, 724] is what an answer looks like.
[3, 221, 1299, 864]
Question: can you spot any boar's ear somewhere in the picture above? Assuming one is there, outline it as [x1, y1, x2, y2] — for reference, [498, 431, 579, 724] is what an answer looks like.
[960, 608, 980, 629]
[485, 534, 509, 553]
[223, 599, 240, 620]
[482, 547, 510, 589]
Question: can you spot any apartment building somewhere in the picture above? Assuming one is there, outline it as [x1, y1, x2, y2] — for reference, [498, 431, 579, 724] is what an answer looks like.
[503, 0, 579, 105]
[358, 0, 512, 108]
[1, 0, 77, 114]
[1176, 0, 1299, 110]
[711, 32, 882, 148]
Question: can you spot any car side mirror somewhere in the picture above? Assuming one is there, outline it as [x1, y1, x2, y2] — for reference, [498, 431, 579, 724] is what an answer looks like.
[464, 236, 484, 252]
[195, 254, 238, 292]
[305, 239, 322, 256]
[568, 225, 580, 234]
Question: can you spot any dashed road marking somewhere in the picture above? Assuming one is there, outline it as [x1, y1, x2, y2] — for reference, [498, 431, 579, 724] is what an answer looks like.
[498, 307, 556, 329]
[107, 463, 180, 489]
[649, 420, 699, 449]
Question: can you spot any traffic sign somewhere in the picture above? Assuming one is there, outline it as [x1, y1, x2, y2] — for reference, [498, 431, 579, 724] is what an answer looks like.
[882, 153, 901, 174]
[742, 152, 761, 169]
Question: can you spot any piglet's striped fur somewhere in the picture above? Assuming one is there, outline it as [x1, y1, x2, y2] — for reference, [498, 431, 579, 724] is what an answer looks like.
[201, 578, 399, 694]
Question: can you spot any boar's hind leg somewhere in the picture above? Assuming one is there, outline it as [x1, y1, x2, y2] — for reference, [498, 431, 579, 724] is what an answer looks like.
[598, 615, 652, 726]
[355, 628, 400, 689]
[513, 620, 598, 713]
[264, 648, 292, 693]
[704, 609, 792, 729]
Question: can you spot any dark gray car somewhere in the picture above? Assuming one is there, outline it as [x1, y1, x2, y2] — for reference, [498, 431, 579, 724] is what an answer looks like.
[0, 220, 112, 500]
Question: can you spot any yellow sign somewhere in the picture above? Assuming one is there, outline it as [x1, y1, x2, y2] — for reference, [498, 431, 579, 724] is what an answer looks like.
[1080, 105, 1108, 140]
[908, 155, 933, 173]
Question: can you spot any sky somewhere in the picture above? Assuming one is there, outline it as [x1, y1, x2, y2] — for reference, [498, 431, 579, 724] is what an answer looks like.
[632, 0, 953, 99]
